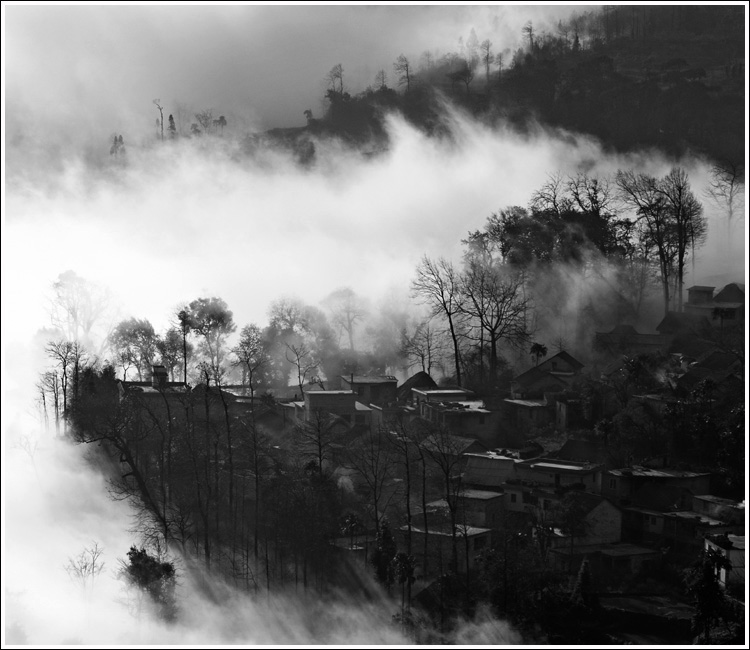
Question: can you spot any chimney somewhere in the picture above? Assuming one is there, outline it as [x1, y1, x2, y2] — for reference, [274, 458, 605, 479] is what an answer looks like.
[152, 365, 168, 390]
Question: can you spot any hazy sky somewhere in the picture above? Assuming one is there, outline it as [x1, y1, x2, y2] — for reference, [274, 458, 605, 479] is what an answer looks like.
[5, 4, 580, 134]
[2, 3, 744, 407]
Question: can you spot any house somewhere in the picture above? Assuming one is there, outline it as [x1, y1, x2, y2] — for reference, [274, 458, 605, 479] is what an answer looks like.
[692, 495, 745, 526]
[553, 392, 590, 431]
[511, 367, 569, 399]
[550, 493, 622, 547]
[303, 390, 372, 429]
[603, 466, 711, 507]
[553, 438, 609, 466]
[420, 433, 487, 465]
[662, 510, 739, 561]
[502, 398, 553, 432]
[416, 398, 500, 447]
[462, 449, 530, 490]
[656, 311, 712, 337]
[516, 457, 603, 493]
[620, 487, 743, 554]
[411, 387, 476, 410]
[396, 371, 437, 404]
[340, 374, 397, 406]
[400, 523, 492, 575]
[550, 542, 660, 577]
[369, 403, 414, 431]
[684, 282, 745, 324]
[536, 351, 585, 377]
[594, 324, 668, 356]
[704, 534, 745, 597]
[425, 489, 505, 530]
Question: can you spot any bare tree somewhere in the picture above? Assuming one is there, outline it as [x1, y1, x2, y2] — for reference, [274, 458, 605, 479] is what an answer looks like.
[412, 256, 464, 386]
[285, 340, 318, 398]
[522, 21, 535, 51]
[195, 109, 214, 135]
[422, 426, 468, 574]
[374, 69, 388, 90]
[297, 408, 337, 481]
[616, 170, 675, 316]
[65, 542, 106, 593]
[480, 39, 493, 90]
[530, 172, 571, 216]
[326, 63, 344, 94]
[401, 319, 445, 376]
[323, 287, 367, 350]
[45, 340, 86, 435]
[657, 168, 706, 311]
[153, 99, 164, 141]
[344, 427, 396, 535]
[39, 371, 61, 435]
[705, 160, 744, 249]
[48, 270, 113, 356]
[231, 324, 269, 401]
[393, 54, 412, 92]
[459, 262, 531, 383]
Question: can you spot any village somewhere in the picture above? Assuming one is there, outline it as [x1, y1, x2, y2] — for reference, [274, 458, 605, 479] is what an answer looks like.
[107, 279, 744, 641]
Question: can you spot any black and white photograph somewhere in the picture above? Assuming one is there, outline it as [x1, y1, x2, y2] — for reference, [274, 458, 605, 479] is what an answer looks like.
[2, 2, 747, 645]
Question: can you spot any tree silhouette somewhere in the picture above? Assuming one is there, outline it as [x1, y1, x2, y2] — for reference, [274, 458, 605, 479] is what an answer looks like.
[684, 547, 736, 644]
[371, 520, 397, 593]
[530, 342, 548, 366]
[120, 546, 176, 622]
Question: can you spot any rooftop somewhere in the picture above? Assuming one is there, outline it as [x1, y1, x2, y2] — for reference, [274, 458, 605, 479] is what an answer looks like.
[504, 399, 547, 408]
[664, 510, 727, 526]
[528, 461, 598, 472]
[459, 489, 505, 500]
[694, 494, 745, 508]
[609, 466, 709, 479]
[341, 375, 397, 384]
[402, 524, 492, 537]
[413, 388, 475, 397]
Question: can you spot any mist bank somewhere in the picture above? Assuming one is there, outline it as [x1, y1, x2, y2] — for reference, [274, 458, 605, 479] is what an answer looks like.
[3, 436, 522, 644]
[6, 107, 742, 359]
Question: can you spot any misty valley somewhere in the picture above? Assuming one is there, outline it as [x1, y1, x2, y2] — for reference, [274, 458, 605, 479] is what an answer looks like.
[4, 4, 746, 646]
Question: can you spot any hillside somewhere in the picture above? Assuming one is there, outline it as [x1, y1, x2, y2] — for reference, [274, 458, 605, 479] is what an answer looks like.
[256, 5, 745, 166]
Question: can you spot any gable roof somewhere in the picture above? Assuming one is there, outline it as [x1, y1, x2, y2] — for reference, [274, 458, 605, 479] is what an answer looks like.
[554, 439, 607, 464]
[421, 434, 487, 456]
[397, 371, 437, 402]
[545, 350, 585, 369]
[694, 350, 742, 372]
[514, 366, 569, 388]
[341, 375, 397, 385]
[714, 282, 745, 303]
[656, 311, 711, 334]
[631, 483, 695, 512]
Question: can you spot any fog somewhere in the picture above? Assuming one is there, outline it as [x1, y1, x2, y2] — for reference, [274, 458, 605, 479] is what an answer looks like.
[2, 4, 747, 646]
[2, 436, 524, 644]
[5, 4, 576, 136]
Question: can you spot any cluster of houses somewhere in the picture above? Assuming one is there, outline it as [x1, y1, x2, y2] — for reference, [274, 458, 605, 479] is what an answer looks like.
[119, 282, 745, 593]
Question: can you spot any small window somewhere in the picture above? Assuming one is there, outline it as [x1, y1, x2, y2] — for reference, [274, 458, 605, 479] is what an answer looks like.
[358, 387, 365, 396]
[474, 536, 487, 551]
[510, 493, 517, 503]
[609, 478, 617, 489]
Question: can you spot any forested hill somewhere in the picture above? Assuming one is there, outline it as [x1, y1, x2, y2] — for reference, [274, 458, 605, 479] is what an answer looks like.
[252, 5, 745, 166]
